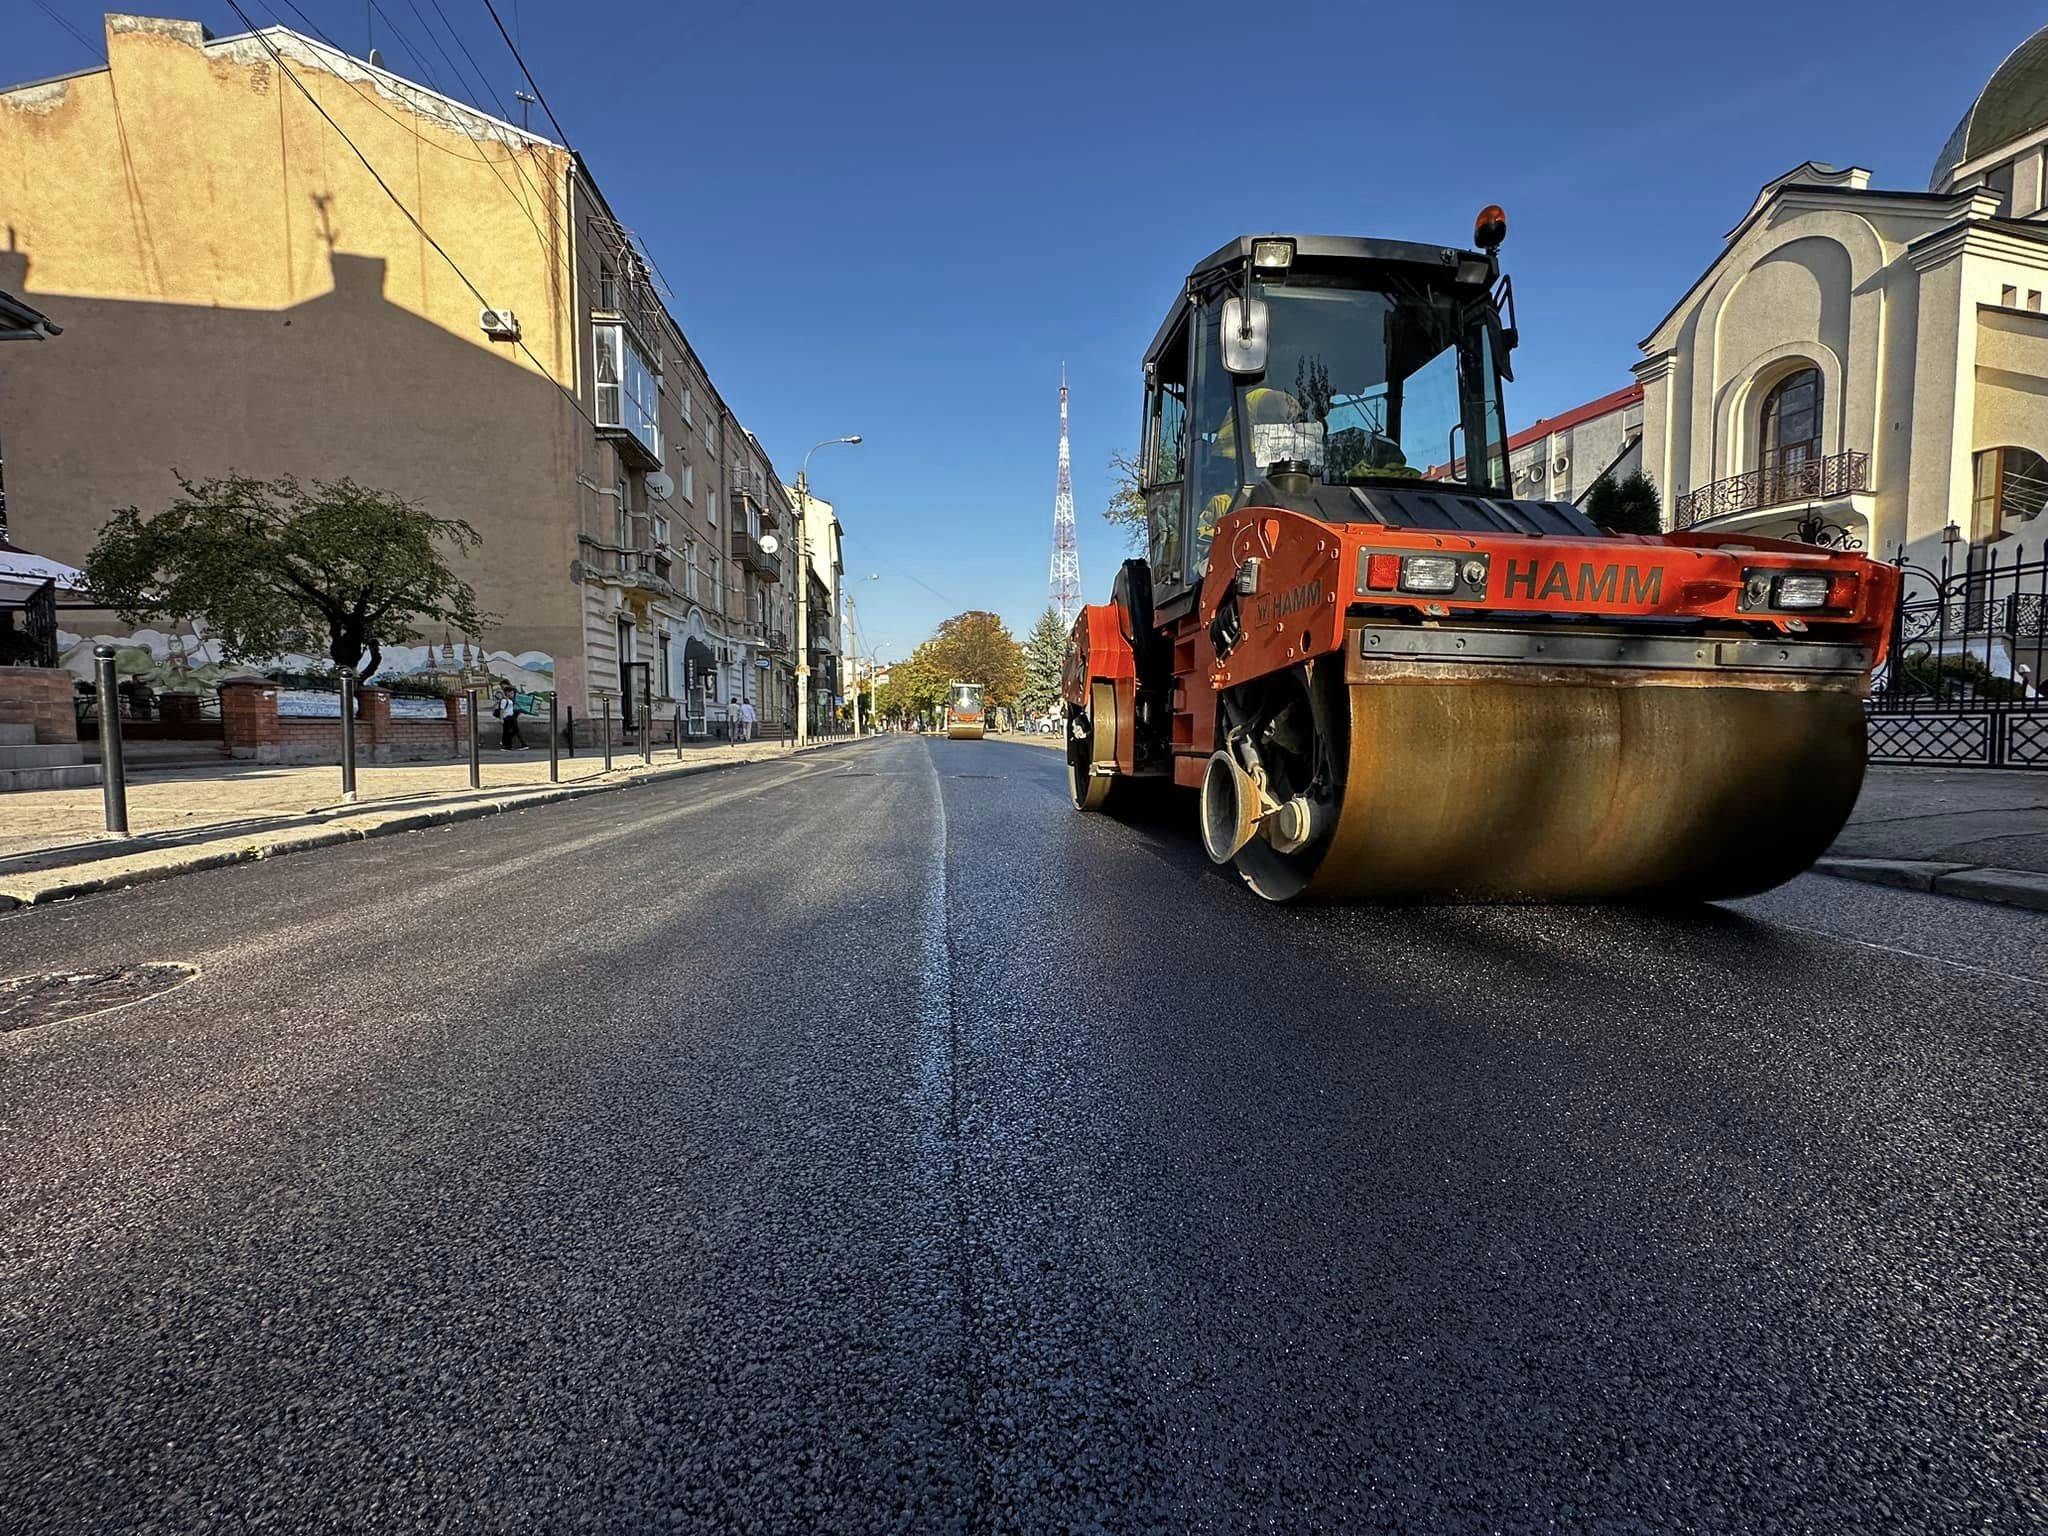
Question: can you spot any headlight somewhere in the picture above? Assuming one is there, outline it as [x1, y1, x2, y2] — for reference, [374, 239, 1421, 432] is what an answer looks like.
[1399, 555, 1461, 594]
[1251, 238, 1295, 273]
[1773, 574, 1832, 609]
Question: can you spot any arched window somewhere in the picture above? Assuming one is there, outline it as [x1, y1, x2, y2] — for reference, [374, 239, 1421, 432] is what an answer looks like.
[1759, 368, 1823, 478]
[1973, 446, 2048, 540]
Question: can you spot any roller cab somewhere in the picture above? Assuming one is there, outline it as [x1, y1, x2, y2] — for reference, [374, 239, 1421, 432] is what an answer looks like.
[945, 681, 986, 740]
[1063, 222, 1902, 903]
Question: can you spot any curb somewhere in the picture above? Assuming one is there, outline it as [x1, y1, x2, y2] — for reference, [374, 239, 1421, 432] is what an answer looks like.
[1812, 856, 2048, 914]
[0, 741, 858, 913]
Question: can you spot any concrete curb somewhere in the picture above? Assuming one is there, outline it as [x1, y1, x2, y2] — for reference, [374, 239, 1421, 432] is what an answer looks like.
[0, 742, 858, 912]
[1813, 856, 2048, 913]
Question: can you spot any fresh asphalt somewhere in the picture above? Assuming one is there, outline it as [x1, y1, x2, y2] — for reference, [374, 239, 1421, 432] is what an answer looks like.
[0, 736, 2040, 1534]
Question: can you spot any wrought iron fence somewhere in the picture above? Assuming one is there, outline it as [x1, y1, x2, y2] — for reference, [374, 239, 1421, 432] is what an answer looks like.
[1867, 540, 2048, 769]
[1673, 450, 1870, 529]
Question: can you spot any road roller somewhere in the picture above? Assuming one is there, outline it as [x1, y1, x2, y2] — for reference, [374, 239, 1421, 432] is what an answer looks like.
[1062, 219, 1901, 903]
[945, 681, 987, 740]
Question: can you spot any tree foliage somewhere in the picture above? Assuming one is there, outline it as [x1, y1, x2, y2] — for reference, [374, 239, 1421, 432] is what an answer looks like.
[1105, 449, 1146, 549]
[926, 610, 1025, 708]
[1019, 608, 1068, 717]
[83, 474, 489, 680]
[1585, 470, 1663, 535]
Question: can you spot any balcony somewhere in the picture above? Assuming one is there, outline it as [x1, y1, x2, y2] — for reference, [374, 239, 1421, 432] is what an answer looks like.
[731, 486, 782, 529]
[1674, 451, 1870, 530]
[737, 528, 781, 581]
[578, 537, 675, 594]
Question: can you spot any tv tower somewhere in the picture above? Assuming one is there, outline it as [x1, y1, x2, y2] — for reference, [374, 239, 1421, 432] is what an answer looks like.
[1048, 368, 1081, 623]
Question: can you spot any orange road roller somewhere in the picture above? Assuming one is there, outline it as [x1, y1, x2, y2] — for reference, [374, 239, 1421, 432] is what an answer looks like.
[1063, 222, 1900, 903]
[945, 681, 987, 740]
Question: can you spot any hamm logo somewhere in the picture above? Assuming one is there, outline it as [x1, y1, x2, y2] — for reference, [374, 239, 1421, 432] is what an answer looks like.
[1501, 558, 1664, 606]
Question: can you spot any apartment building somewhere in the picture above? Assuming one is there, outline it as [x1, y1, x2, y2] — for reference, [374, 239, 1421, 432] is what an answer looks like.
[0, 13, 810, 736]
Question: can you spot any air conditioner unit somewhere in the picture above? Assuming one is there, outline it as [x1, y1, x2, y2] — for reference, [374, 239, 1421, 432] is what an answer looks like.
[479, 307, 521, 341]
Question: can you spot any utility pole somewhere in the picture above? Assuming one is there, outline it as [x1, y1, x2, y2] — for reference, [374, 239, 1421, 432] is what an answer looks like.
[794, 435, 860, 751]
[845, 594, 861, 739]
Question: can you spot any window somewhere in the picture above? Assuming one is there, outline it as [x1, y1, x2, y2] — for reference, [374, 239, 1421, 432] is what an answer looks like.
[685, 538, 700, 602]
[652, 514, 669, 549]
[594, 322, 661, 460]
[2003, 285, 2021, 308]
[681, 464, 695, 503]
[680, 384, 694, 426]
[597, 263, 619, 312]
[1759, 368, 1822, 474]
[705, 417, 716, 457]
[1983, 161, 2015, 216]
[1973, 446, 2048, 539]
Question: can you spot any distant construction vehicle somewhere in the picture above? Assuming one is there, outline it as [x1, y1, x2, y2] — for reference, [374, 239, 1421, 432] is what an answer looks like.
[1063, 217, 1900, 903]
[944, 682, 987, 740]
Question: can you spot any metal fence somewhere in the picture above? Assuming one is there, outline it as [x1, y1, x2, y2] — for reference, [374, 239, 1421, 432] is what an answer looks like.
[0, 577, 59, 667]
[1867, 542, 2048, 769]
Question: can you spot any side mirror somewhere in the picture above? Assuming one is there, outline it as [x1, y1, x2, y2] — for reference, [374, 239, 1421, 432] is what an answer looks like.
[1221, 296, 1269, 374]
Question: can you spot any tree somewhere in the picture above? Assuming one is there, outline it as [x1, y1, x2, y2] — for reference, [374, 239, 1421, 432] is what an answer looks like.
[1105, 449, 1146, 549]
[925, 610, 1025, 708]
[1019, 607, 1068, 718]
[83, 474, 489, 681]
[1585, 470, 1663, 535]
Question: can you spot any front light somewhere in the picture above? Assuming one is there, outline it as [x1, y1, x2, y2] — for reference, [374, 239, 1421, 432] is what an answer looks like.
[1251, 238, 1295, 273]
[1400, 555, 1460, 594]
[1774, 573, 1832, 609]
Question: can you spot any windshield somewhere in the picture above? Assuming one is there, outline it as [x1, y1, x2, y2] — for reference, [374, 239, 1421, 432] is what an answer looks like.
[949, 684, 983, 714]
[1219, 276, 1507, 494]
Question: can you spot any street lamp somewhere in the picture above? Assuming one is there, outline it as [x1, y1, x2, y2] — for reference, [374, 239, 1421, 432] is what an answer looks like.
[794, 434, 860, 750]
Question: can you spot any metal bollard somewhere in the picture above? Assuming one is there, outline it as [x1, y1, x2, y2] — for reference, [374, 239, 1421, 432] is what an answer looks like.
[548, 693, 560, 783]
[602, 697, 613, 772]
[466, 688, 481, 788]
[674, 707, 683, 761]
[642, 674, 654, 764]
[338, 666, 358, 803]
[567, 704, 576, 758]
[93, 644, 128, 836]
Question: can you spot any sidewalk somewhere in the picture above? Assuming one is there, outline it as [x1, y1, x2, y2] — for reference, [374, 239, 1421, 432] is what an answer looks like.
[0, 738, 848, 909]
[1818, 765, 2048, 912]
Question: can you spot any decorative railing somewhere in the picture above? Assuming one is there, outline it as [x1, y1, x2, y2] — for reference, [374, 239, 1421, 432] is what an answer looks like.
[1673, 450, 1869, 529]
[1870, 541, 2048, 716]
[736, 529, 781, 580]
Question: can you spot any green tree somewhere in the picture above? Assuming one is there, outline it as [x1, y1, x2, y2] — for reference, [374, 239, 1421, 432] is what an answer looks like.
[1019, 607, 1068, 717]
[925, 610, 1026, 708]
[1585, 469, 1663, 535]
[83, 474, 489, 680]
[1104, 449, 1146, 549]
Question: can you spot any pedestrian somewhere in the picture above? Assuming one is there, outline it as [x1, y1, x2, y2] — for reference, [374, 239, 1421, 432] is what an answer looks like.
[740, 698, 757, 743]
[496, 683, 527, 749]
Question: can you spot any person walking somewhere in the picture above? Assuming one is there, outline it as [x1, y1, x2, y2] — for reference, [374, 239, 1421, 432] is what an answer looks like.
[495, 684, 527, 750]
[740, 697, 757, 743]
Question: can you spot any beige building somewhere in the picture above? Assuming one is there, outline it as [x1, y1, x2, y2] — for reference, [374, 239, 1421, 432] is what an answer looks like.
[786, 485, 846, 732]
[0, 14, 804, 737]
[1637, 23, 2048, 561]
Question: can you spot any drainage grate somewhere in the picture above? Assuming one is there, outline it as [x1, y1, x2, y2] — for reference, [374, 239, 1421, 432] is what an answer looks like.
[0, 963, 199, 1034]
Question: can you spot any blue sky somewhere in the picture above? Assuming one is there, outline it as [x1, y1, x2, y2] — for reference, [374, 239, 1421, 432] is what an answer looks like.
[14, 0, 2044, 656]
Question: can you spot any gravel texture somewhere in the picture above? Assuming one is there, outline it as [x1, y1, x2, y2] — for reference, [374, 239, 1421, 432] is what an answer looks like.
[0, 736, 2040, 1533]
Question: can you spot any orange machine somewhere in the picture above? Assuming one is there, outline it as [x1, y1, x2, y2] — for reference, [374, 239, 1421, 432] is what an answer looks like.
[1063, 223, 1900, 902]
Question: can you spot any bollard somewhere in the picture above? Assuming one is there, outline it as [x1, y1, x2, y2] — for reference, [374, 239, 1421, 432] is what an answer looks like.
[602, 697, 613, 772]
[548, 692, 560, 783]
[94, 644, 128, 836]
[642, 673, 654, 764]
[338, 667, 358, 803]
[674, 707, 683, 761]
[467, 688, 481, 789]
[567, 704, 576, 758]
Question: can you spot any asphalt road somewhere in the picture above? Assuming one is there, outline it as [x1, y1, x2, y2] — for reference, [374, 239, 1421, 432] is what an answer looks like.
[1, 736, 2041, 1534]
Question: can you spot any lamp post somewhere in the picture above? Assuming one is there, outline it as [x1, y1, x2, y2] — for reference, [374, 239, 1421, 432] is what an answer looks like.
[794, 434, 860, 750]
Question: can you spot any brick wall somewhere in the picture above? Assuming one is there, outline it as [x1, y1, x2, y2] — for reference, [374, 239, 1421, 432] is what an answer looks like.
[0, 666, 80, 744]
[220, 681, 468, 763]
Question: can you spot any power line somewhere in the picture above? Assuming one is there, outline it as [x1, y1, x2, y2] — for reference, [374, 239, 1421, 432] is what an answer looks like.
[31, 0, 103, 62]
[217, 0, 693, 530]
[478, 0, 571, 149]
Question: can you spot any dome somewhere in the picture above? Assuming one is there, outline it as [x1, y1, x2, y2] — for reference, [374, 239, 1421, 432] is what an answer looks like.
[1930, 23, 2048, 191]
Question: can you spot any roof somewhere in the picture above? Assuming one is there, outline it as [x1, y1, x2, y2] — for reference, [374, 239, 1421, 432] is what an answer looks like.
[1931, 23, 2048, 190]
[0, 536, 84, 592]
[1504, 383, 1641, 455]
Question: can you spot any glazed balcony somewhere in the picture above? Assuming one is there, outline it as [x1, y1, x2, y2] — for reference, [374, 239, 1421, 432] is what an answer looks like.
[737, 528, 781, 581]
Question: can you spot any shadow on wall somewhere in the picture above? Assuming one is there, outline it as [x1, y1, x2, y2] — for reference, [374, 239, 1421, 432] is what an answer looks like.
[0, 242, 582, 677]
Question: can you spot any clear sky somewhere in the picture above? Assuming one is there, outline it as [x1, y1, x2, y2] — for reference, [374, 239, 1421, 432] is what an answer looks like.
[14, 0, 2046, 656]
